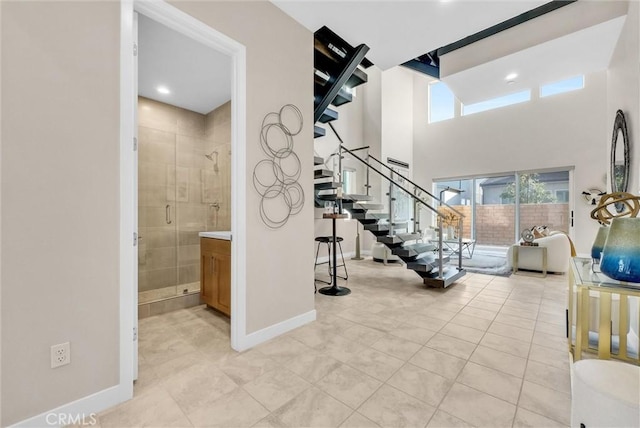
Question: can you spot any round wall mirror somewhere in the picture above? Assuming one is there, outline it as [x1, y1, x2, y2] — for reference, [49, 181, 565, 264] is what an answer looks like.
[611, 109, 630, 212]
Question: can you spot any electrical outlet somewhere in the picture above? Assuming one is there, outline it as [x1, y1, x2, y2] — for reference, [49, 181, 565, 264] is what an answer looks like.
[51, 342, 70, 368]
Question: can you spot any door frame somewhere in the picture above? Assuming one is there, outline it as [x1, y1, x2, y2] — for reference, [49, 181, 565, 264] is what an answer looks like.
[120, 0, 248, 393]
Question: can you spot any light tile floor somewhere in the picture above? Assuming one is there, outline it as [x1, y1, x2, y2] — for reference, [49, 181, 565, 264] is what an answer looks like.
[99, 259, 571, 427]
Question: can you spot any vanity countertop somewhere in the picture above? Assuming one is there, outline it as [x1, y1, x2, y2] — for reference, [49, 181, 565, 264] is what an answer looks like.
[199, 231, 232, 241]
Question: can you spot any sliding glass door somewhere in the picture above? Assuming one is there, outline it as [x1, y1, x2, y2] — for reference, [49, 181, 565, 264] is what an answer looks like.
[434, 169, 571, 248]
[476, 175, 516, 247]
[516, 171, 570, 235]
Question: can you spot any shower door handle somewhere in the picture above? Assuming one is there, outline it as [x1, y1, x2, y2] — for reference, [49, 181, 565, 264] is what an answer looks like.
[166, 204, 172, 224]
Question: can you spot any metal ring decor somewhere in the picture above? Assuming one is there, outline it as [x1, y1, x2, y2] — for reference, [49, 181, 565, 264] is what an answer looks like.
[253, 104, 305, 229]
[590, 192, 640, 225]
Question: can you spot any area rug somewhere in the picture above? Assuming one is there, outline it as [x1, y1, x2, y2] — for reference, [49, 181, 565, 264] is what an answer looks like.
[447, 251, 511, 276]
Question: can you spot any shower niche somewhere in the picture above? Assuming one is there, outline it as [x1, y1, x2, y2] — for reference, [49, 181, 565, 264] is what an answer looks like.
[137, 97, 231, 316]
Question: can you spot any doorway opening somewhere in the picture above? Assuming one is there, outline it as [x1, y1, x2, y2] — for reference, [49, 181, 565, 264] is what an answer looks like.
[120, 0, 248, 396]
[136, 12, 232, 317]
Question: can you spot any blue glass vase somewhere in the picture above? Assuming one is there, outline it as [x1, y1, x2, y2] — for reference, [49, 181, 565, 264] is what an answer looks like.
[591, 226, 609, 272]
[600, 218, 640, 283]
[591, 226, 609, 261]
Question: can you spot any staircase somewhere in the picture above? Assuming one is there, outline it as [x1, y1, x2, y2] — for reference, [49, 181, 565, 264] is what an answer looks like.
[313, 27, 465, 288]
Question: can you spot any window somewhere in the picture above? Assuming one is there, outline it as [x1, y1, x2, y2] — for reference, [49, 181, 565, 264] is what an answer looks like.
[555, 190, 569, 203]
[540, 75, 584, 98]
[429, 81, 454, 123]
[462, 90, 531, 116]
[342, 168, 356, 195]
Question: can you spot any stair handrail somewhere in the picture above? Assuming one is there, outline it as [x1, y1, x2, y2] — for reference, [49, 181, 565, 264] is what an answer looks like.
[338, 144, 444, 219]
[338, 144, 464, 279]
[363, 152, 465, 219]
[326, 123, 464, 280]
[327, 120, 463, 218]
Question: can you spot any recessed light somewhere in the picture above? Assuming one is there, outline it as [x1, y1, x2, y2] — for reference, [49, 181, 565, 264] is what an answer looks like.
[505, 73, 518, 81]
[156, 86, 171, 95]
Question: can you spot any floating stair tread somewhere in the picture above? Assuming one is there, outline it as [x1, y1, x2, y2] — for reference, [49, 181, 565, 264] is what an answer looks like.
[314, 125, 326, 138]
[343, 194, 373, 202]
[369, 230, 392, 237]
[314, 68, 330, 86]
[346, 67, 368, 88]
[331, 87, 352, 107]
[406, 255, 450, 272]
[317, 194, 337, 201]
[422, 268, 466, 289]
[314, 156, 324, 166]
[363, 223, 390, 232]
[342, 202, 384, 212]
[377, 233, 422, 246]
[391, 221, 409, 228]
[314, 39, 346, 68]
[392, 243, 436, 257]
[314, 26, 373, 69]
[314, 169, 333, 178]
[319, 108, 339, 124]
[314, 181, 341, 190]
[351, 212, 388, 221]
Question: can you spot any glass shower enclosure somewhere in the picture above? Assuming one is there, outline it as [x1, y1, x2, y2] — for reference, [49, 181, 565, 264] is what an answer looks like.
[137, 97, 231, 310]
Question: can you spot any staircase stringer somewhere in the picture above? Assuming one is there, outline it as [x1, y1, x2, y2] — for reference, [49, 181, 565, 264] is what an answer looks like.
[314, 44, 369, 124]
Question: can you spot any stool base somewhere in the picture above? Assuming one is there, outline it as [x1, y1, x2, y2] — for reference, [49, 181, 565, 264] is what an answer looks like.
[318, 285, 351, 296]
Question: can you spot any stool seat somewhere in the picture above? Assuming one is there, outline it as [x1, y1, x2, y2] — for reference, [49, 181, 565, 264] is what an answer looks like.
[315, 236, 344, 243]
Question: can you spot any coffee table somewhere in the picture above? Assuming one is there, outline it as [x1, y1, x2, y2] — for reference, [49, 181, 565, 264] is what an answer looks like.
[435, 238, 477, 258]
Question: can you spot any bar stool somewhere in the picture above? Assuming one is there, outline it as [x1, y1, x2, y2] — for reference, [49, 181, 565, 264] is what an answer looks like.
[314, 236, 348, 292]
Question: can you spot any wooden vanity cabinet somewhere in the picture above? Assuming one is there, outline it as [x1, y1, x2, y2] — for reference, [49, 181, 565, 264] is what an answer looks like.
[200, 237, 231, 316]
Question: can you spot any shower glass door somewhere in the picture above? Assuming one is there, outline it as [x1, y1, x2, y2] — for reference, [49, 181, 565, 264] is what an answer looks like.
[137, 98, 179, 304]
[137, 97, 233, 308]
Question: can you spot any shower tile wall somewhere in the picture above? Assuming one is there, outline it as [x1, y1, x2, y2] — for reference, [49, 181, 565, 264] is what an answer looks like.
[138, 97, 231, 306]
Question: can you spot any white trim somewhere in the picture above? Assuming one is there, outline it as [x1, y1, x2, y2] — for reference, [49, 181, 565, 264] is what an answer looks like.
[234, 310, 317, 351]
[9, 385, 122, 428]
[131, 0, 248, 352]
[132, 7, 139, 383]
[118, 0, 135, 403]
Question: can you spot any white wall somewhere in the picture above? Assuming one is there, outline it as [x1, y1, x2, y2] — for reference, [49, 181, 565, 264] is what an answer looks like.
[361, 66, 383, 252]
[413, 70, 608, 253]
[1, 2, 121, 424]
[169, 0, 315, 336]
[381, 67, 415, 173]
[608, 1, 639, 194]
[1, 1, 315, 424]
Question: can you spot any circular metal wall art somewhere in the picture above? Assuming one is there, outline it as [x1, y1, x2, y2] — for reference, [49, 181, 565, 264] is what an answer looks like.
[252, 104, 305, 229]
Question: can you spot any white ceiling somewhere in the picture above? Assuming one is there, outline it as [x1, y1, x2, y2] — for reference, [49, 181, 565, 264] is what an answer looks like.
[137, 1, 628, 115]
[442, 16, 627, 104]
[271, 0, 549, 70]
[273, 0, 628, 105]
[138, 14, 231, 115]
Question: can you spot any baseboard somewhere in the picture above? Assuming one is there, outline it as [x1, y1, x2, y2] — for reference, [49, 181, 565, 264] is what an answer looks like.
[9, 383, 130, 428]
[234, 309, 316, 352]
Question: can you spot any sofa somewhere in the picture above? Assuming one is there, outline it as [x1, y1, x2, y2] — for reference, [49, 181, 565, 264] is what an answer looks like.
[506, 231, 572, 273]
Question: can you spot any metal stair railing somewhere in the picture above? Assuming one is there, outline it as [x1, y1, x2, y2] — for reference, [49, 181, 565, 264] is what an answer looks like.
[336, 142, 464, 280]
